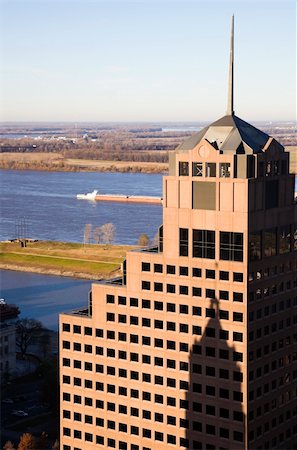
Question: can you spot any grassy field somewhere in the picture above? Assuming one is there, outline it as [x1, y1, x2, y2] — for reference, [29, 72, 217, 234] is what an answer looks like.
[0, 241, 134, 278]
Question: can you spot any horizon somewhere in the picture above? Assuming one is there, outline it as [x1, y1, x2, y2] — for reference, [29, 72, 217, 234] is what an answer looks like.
[0, 0, 296, 122]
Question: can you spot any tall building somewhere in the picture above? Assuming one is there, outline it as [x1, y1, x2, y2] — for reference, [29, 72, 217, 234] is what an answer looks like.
[59, 17, 297, 450]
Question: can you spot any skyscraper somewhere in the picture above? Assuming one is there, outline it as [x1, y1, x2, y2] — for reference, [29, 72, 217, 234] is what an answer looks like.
[59, 17, 297, 450]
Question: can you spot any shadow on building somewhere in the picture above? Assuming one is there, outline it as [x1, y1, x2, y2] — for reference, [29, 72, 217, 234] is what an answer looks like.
[186, 298, 245, 450]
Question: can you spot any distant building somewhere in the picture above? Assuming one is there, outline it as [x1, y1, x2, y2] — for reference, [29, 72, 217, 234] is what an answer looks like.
[59, 17, 297, 450]
[0, 299, 18, 377]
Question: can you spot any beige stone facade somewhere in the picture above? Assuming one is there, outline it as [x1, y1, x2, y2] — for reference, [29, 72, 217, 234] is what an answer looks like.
[59, 120, 297, 449]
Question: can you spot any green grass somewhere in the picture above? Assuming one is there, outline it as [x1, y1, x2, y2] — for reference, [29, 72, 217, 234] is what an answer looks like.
[0, 252, 119, 275]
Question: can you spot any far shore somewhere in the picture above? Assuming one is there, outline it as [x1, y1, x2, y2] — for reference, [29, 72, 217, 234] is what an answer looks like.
[0, 152, 168, 174]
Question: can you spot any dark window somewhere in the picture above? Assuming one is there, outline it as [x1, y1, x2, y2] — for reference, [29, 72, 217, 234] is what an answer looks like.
[220, 232, 243, 261]
[154, 263, 163, 273]
[219, 270, 229, 280]
[167, 284, 175, 293]
[130, 297, 138, 307]
[130, 316, 138, 325]
[264, 228, 277, 257]
[118, 296, 126, 305]
[84, 326, 92, 336]
[279, 226, 291, 254]
[219, 290, 229, 300]
[180, 228, 189, 256]
[206, 269, 215, 279]
[206, 288, 215, 299]
[142, 299, 150, 309]
[192, 162, 203, 176]
[192, 287, 202, 297]
[63, 323, 70, 332]
[106, 294, 115, 303]
[63, 340, 70, 349]
[233, 272, 243, 282]
[142, 262, 150, 271]
[166, 265, 175, 274]
[179, 285, 188, 295]
[142, 281, 150, 290]
[193, 306, 202, 316]
[179, 266, 188, 276]
[167, 302, 175, 312]
[73, 342, 81, 351]
[154, 282, 163, 292]
[233, 292, 243, 302]
[206, 308, 215, 318]
[179, 161, 189, 176]
[95, 328, 103, 337]
[192, 267, 202, 277]
[193, 326, 202, 335]
[73, 325, 81, 334]
[249, 231, 262, 261]
[193, 229, 215, 259]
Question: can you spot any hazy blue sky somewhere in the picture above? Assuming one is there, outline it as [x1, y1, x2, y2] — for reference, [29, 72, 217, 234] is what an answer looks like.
[0, 0, 295, 122]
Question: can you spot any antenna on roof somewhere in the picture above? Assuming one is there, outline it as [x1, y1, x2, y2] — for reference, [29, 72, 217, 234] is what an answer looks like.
[227, 15, 234, 116]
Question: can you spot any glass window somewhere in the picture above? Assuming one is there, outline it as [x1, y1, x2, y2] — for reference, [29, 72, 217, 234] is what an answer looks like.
[142, 262, 150, 271]
[166, 265, 175, 274]
[192, 162, 203, 177]
[179, 228, 189, 257]
[220, 232, 243, 261]
[264, 228, 277, 257]
[193, 229, 215, 259]
[219, 162, 231, 177]
[279, 226, 291, 254]
[179, 161, 189, 176]
[206, 163, 216, 177]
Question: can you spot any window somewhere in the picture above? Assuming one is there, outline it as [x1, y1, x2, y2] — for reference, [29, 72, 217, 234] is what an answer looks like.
[233, 272, 243, 282]
[63, 340, 70, 349]
[264, 228, 277, 257]
[265, 180, 279, 209]
[192, 287, 202, 297]
[219, 162, 231, 177]
[219, 270, 229, 280]
[193, 229, 215, 259]
[192, 162, 203, 176]
[233, 292, 243, 302]
[96, 328, 103, 337]
[179, 285, 188, 295]
[63, 323, 70, 332]
[220, 232, 243, 261]
[250, 231, 262, 261]
[84, 326, 92, 336]
[193, 267, 202, 277]
[106, 294, 115, 303]
[233, 312, 243, 322]
[167, 303, 175, 312]
[219, 290, 229, 300]
[142, 281, 150, 290]
[154, 282, 163, 292]
[167, 284, 175, 293]
[118, 296, 126, 305]
[142, 299, 150, 309]
[206, 163, 216, 177]
[179, 266, 188, 276]
[154, 263, 163, 273]
[142, 262, 150, 271]
[73, 325, 81, 334]
[167, 265, 175, 274]
[279, 226, 291, 254]
[179, 228, 189, 256]
[233, 332, 243, 342]
[107, 313, 115, 322]
[206, 270, 215, 280]
[179, 161, 189, 176]
[130, 297, 138, 307]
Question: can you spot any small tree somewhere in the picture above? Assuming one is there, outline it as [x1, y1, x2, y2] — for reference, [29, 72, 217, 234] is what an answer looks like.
[3, 441, 15, 450]
[101, 223, 116, 244]
[83, 223, 92, 245]
[93, 226, 104, 244]
[17, 434, 37, 450]
[16, 318, 42, 358]
[137, 233, 149, 247]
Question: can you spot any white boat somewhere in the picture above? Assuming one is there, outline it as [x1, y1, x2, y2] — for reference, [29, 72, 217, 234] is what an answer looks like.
[76, 190, 98, 200]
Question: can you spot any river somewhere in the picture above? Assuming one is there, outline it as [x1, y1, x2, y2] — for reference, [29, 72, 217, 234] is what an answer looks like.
[0, 169, 163, 245]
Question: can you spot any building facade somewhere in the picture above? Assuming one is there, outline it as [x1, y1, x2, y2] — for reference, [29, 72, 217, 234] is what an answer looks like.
[59, 20, 297, 450]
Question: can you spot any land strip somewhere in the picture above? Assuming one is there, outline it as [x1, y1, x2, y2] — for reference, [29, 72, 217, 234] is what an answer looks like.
[0, 241, 134, 279]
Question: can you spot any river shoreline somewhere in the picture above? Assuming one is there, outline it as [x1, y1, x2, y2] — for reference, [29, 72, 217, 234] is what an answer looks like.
[0, 263, 105, 280]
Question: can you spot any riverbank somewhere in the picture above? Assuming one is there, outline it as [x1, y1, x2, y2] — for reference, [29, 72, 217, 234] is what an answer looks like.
[0, 241, 134, 279]
[0, 152, 168, 173]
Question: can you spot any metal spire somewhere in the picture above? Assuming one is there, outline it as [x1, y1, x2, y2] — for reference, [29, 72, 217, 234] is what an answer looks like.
[227, 15, 234, 115]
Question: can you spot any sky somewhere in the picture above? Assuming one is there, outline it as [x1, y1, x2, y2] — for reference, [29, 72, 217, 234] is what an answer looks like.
[0, 0, 296, 122]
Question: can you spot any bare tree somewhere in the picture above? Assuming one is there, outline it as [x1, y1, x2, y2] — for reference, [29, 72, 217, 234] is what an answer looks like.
[83, 223, 92, 245]
[3, 441, 15, 450]
[93, 226, 104, 244]
[101, 223, 116, 244]
[16, 318, 42, 358]
[137, 233, 149, 247]
[17, 433, 37, 450]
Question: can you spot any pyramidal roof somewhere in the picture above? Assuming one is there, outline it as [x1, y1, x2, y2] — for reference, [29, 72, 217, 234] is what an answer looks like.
[177, 16, 279, 155]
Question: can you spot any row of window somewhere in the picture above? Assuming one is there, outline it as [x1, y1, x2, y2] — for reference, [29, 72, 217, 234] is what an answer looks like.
[179, 229, 244, 261]
[141, 282, 244, 302]
[62, 359, 243, 383]
[249, 224, 296, 261]
[249, 260, 296, 282]
[179, 161, 231, 178]
[249, 279, 296, 302]
[106, 311, 244, 326]
[62, 341, 244, 363]
[141, 263, 243, 282]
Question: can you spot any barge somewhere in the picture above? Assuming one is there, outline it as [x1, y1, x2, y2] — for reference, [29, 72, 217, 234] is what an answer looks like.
[95, 194, 162, 204]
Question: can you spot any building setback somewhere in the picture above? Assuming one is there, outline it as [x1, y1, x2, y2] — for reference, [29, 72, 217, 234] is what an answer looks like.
[59, 17, 297, 450]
